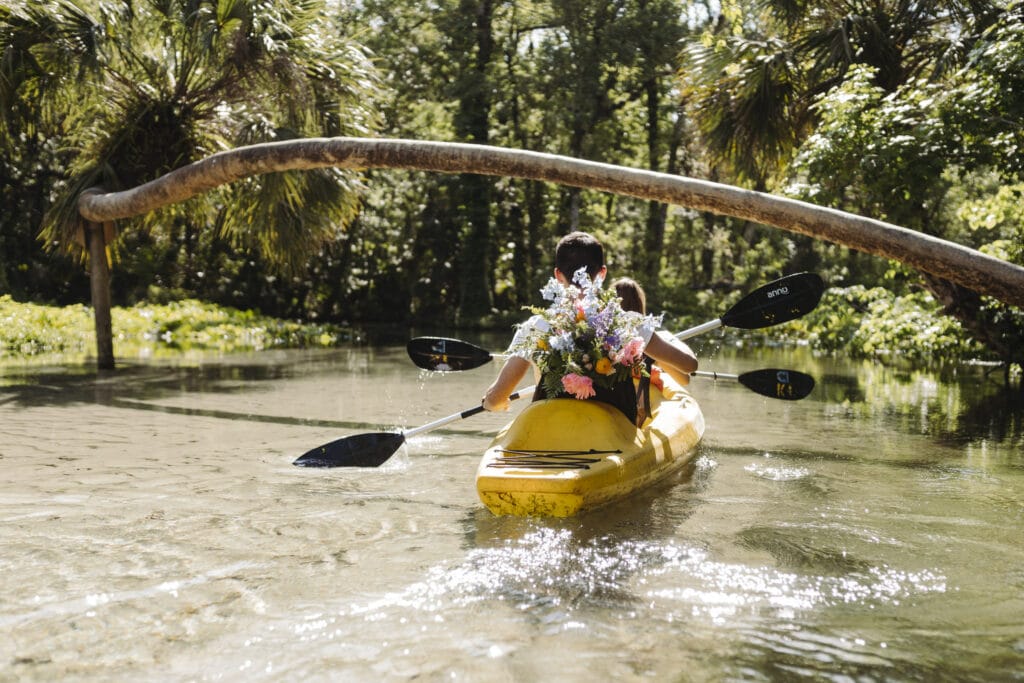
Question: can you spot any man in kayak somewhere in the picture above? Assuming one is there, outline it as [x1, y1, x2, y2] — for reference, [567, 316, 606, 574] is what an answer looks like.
[482, 231, 698, 417]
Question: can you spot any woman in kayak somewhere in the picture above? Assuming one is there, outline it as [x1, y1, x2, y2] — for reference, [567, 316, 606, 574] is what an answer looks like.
[613, 276, 696, 389]
[482, 232, 697, 419]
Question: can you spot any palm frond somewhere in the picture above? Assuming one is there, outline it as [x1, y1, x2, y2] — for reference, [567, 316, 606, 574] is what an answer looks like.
[19, 0, 380, 264]
[219, 167, 365, 272]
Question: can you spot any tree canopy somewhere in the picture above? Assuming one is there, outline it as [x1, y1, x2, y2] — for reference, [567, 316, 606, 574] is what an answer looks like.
[1, 0, 1022, 371]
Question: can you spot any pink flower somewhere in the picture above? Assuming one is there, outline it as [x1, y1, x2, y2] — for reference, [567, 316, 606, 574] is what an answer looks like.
[561, 373, 596, 400]
[617, 337, 645, 366]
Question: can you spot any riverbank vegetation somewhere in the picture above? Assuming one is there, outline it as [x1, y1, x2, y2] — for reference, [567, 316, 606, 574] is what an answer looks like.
[2, 290, 1003, 376]
[1, 0, 1021, 374]
[0, 296, 349, 363]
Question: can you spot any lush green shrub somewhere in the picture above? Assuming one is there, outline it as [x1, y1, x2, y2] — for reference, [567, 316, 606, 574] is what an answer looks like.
[0, 296, 95, 357]
[777, 286, 985, 363]
[0, 296, 351, 362]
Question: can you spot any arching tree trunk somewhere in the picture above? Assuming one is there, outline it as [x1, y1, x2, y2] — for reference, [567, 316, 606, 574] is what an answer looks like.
[78, 138, 1024, 310]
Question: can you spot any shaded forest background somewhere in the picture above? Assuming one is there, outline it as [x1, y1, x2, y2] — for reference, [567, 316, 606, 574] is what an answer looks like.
[1, 0, 1022, 364]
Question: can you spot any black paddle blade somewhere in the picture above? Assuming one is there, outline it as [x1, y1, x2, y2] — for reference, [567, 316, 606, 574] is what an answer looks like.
[293, 432, 407, 468]
[407, 336, 494, 371]
[737, 368, 815, 401]
[721, 272, 824, 330]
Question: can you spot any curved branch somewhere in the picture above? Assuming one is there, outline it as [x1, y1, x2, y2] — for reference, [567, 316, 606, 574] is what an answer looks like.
[78, 136, 1024, 308]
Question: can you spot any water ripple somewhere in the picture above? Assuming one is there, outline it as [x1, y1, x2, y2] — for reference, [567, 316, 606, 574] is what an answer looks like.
[0, 561, 260, 630]
[288, 527, 947, 645]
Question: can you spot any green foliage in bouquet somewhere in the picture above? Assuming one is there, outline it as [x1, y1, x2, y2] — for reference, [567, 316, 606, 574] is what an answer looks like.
[511, 269, 661, 400]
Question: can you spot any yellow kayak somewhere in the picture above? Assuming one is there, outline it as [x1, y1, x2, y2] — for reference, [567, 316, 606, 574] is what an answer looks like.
[476, 379, 704, 517]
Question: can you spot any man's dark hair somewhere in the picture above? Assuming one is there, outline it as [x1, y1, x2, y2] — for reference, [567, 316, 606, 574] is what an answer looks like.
[555, 231, 605, 278]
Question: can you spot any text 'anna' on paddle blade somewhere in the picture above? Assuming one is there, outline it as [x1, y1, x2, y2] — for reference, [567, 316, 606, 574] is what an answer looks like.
[293, 432, 407, 468]
[722, 272, 825, 330]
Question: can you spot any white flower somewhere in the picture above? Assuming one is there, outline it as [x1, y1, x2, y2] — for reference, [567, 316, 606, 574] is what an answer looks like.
[638, 313, 663, 342]
[541, 279, 567, 303]
[549, 331, 575, 352]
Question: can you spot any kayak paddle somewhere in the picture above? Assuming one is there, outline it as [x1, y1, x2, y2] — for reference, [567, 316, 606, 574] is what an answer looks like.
[293, 365, 814, 467]
[295, 272, 822, 468]
[406, 336, 815, 401]
[292, 387, 535, 467]
[407, 335, 813, 400]
[408, 271, 824, 371]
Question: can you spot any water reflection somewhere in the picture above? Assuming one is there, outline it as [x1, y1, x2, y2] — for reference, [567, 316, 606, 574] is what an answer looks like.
[3, 345, 1023, 681]
[0, 349, 425, 434]
[711, 347, 1023, 464]
[458, 459, 714, 613]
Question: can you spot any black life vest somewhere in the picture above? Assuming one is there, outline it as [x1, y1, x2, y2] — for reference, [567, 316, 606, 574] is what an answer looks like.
[533, 372, 644, 426]
[532, 356, 651, 430]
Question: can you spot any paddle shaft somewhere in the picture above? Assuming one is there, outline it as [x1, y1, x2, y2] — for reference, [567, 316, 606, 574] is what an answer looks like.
[406, 365, 804, 443]
[406, 368, 723, 441]
[449, 318, 723, 366]
[692, 369, 737, 381]
[403, 387, 536, 439]
[676, 318, 722, 340]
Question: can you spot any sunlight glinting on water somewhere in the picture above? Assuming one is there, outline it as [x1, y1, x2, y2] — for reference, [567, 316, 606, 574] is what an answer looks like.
[744, 452, 812, 482]
[643, 545, 947, 621]
[288, 526, 947, 645]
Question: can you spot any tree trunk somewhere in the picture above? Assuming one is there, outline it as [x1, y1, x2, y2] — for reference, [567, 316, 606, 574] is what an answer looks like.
[639, 72, 666, 304]
[457, 173, 494, 319]
[86, 221, 115, 370]
[77, 138, 1024, 310]
[452, 0, 495, 320]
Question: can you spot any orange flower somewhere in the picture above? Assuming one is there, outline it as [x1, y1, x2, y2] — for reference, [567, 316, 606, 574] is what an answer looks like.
[537, 338, 549, 351]
[594, 357, 614, 375]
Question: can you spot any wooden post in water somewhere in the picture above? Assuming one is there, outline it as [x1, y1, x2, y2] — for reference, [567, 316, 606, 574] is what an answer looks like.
[86, 221, 115, 370]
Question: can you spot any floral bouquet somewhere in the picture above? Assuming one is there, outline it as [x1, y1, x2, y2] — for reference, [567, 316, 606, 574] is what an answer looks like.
[511, 267, 662, 400]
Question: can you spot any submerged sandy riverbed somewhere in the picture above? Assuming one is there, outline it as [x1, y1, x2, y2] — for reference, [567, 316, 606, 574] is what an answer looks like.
[2, 346, 1022, 681]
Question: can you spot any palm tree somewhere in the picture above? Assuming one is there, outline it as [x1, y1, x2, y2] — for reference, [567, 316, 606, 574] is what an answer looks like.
[682, 0, 1002, 188]
[2, 0, 380, 270]
[682, 0, 1019, 367]
[1, 0, 379, 366]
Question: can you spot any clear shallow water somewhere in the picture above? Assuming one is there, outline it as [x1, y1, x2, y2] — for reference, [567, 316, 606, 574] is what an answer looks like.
[1, 344, 1022, 681]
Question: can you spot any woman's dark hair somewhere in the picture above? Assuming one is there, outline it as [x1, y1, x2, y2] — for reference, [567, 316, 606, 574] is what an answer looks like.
[613, 277, 646, 313]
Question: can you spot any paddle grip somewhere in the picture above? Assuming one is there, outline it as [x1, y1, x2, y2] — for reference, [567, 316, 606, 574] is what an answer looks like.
[469, 386, 535, 418]
[461, 405, 487, 419]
